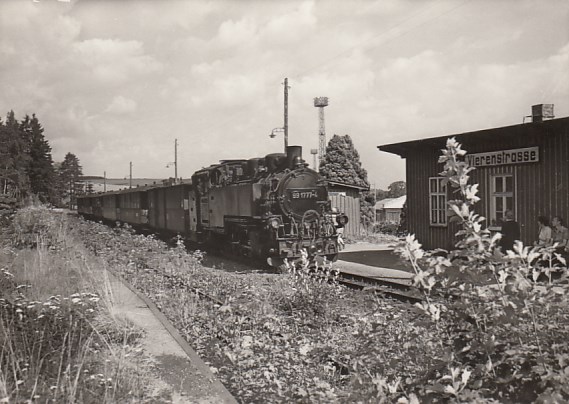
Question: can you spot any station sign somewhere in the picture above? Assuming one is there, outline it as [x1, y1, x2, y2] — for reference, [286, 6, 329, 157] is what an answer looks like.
[466, 147, 539, 167]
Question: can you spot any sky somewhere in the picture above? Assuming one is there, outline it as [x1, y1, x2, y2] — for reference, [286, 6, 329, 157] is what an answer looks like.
[1, 0, 568, 189]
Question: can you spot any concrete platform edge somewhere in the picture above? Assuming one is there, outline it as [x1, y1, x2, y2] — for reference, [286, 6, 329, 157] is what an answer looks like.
[336, 259, 414, 285]
[107, 269, 238, 404]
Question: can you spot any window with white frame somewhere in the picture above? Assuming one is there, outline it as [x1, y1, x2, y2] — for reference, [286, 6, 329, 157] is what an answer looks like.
[490, 174, 514, 227]
[429, 177, 447, 226]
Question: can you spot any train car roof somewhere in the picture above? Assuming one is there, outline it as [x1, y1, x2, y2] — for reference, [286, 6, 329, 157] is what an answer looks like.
[77, 179, 193, 198]
[194, 159, 249, 174]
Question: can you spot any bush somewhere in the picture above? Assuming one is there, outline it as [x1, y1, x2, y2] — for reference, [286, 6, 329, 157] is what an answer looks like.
[396, 138, 569, 402]
[11, 205, 64, 248]
[373, 221, 400, 235]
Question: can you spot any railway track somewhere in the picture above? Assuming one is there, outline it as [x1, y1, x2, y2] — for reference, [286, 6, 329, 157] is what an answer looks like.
[200, 249, 423, 303]
[337, 271, 423, 303]
[203, 254, 423, 303]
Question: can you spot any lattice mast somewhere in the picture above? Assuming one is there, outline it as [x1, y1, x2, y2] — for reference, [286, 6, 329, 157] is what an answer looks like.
[313, 97, 329, 171]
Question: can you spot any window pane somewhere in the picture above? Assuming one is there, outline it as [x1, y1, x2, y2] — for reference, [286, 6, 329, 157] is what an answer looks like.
[432, 209, 437, 224]
[430, 178, 437, 193]
[439, 195, 446, 211]
[505, 176, 513, 192]
[495, 177, 503, 193]
[440, 179, 446, 193]
[506, 197, 513, 211]
[431, 195, 437, 210]
[439, 208, 445, 224]
[496, 197, 503, 212]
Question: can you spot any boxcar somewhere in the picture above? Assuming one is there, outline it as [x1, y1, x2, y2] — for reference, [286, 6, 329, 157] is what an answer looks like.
[147, 182, 193, 235]
[117, 187, 149, 226]
[101, 192, 119, 221]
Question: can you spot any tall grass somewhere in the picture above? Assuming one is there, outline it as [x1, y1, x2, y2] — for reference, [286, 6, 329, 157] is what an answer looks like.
[0, 206, 161, 403]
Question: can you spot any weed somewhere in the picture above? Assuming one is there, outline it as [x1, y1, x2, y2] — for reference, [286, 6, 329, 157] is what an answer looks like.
[0, 207, 168, 403]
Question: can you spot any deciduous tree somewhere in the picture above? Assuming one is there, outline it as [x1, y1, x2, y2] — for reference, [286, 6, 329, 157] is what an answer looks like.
[319, 134, 374, 226]
[319, 134, 369, 188]
[387, 180, 406, 198]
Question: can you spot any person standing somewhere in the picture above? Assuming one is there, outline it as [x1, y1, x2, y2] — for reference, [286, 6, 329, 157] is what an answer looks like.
[535, 215, 552, 247]
[500, 210, 520, 253]
[334, 210, 348, 250]
[551, 216, 569, 256]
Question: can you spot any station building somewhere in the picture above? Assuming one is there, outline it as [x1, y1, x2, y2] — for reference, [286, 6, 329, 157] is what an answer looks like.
[378, 105, 568, 250]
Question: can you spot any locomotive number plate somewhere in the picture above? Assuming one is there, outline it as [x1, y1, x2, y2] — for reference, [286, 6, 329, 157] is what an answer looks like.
[289, 188, 319, 199]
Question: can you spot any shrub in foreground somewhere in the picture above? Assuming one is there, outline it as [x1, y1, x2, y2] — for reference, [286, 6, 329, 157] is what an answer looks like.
[396, 138, 569, 402]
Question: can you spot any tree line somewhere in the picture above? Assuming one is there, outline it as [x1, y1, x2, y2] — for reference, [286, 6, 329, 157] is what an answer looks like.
[0, 111, 84, 208]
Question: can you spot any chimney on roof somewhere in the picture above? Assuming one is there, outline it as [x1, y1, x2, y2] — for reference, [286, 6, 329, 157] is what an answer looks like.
[531, 104, 554, 123]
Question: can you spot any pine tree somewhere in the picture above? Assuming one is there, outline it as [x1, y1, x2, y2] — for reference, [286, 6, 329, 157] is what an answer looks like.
[0, 111, 30, 199]
[20, 114, 56, 203]
[57, 152, 83, 208]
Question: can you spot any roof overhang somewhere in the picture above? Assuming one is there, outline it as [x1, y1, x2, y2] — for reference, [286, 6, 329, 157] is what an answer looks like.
[378, 116, 569, 158]
[327, 180, 370, 191]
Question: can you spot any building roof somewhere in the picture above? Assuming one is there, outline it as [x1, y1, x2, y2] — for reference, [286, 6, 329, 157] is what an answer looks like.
[378, 116, 569, 158]
[327, 180, 370, 191]
[374, 195, 406, 210]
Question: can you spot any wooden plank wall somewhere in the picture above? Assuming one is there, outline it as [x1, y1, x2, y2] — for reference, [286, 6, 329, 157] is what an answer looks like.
[404, 120, 569, 250]
[329, 194, 361, 236]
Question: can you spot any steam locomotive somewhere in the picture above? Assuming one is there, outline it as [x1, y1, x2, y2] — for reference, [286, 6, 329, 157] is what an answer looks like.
[77, 145, 340, 267]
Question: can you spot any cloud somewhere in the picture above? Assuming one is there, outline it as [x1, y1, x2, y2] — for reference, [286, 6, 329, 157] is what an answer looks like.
[261, 1, 317, 44]
[217, 17, 258, 47]
[74, 39, 162, 84]
[105, 96, 137, 114]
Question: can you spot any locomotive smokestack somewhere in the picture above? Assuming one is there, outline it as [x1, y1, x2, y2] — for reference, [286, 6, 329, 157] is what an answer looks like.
[286, 145, 302, 169]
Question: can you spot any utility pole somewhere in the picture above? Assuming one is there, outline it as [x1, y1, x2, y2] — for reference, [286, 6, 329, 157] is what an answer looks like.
[283, 78, 289, 152]
[174, 138, 178, 181]
[104, 171, 106, 192]
[129, 162, 132, 189]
